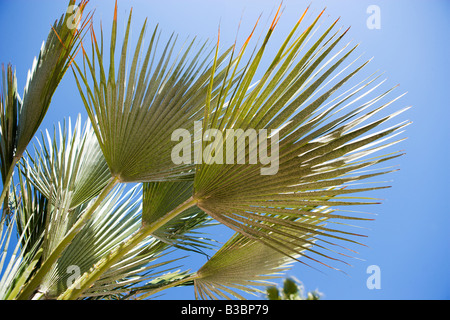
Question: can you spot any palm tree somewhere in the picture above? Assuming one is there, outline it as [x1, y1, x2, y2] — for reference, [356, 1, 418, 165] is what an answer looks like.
[0, 1, 408, 300]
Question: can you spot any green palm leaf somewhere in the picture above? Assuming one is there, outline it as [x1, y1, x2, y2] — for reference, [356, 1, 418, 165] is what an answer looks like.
[13, 116, 111, 297]
[26, 184, 179, 299]
[191, 8, 409, 269]
[36, 185, 143, 298]
[143, 181, 216, 254]
[15, 0, 90, 158]
[55, 185, 209, 300]
[0, 66, 19, 179]
[14, 171, 48, 260]
[43, 2, 236, 296]
[0, 65, 20, 218]
[193, 231, 311, 300]
[73, 2, 232, 183]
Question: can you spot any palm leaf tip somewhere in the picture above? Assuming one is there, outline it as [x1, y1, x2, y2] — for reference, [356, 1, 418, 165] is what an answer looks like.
[0, 1, 91, 214]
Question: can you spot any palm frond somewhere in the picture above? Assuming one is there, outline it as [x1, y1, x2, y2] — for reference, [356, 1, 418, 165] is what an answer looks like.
[0, 65, 19, 184]
[55, 7, 410, 300]
[22, 115, 111, 211]
[73, 2, 233, 183]
[0, 0, 91, 212]
[13, 116, 112, 294]
[190, 8, 409, 270]
[151, 207, 217, 255]
[36, 185, 141, 298]
[51, 183, 212, 300]
[0, 177, 45, 300]
[130, 269, 194, 300]
[0, 65, 20, 217]
[15, 0, 90, 158]
[7, 3, 413, 302]
[193, 232, 304, 300]
[33, 185, 175, 299]
[14, 171, 48, 259]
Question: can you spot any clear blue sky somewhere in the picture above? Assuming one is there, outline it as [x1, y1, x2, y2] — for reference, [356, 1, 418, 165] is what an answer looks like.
[1, 0, 449, 300]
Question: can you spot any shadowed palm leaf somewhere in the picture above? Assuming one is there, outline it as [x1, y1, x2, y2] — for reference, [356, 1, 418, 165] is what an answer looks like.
[193, 231, 312, 300]
[38, 3, 236, 297]
[56, 185, 213, 300]
[36, 185, 166, 298]
[0, 174, 46, 300]
[0, 66, 19, 198]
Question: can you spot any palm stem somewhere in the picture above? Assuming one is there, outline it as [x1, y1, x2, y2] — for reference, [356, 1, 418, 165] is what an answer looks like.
[57, 196, 197, 300]
[0, 157, 18, 215]
[137, 273, 200, 299]
[18, 176, 120, 299]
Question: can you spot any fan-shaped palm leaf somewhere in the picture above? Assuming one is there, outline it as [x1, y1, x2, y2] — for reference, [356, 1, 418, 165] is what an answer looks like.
[193, 230, 310, 300]
[35, 185, 143, 298]
[16, 183, 182, 299]
[73, 2, 232, 183]
[13, 116, 111, 299]
[0, 213, 40, 300]
[191, 7, 409, 268]
[0, 65, 19, 182]
[58, 180, 212, 299]
[56, 185, 213, 300]
[42, 2, 233, 298]
[22, 115, 111, 211]
[14, 171, 48, 260]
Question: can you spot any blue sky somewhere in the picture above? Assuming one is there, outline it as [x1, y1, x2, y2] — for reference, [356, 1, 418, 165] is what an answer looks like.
[1, 0, 449, 300]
